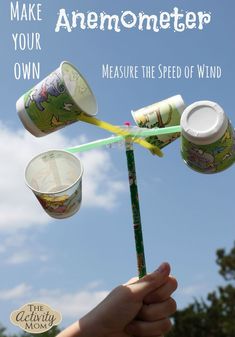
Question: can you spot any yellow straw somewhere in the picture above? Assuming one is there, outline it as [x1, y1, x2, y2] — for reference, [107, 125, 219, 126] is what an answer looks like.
[78, 113, 163, 157]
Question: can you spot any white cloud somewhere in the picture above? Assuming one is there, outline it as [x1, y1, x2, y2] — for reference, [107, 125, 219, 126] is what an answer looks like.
[0, 234, 49, 266]
[86, 281, 103, 290]
[0, 235, 26, 256]
[39, 254, 49, 262]
[0, 234, 28, 253]
[0, 282, 109, 319]
[38, 288, 109, 319]
[0, 122, 125, 232]
[174, 282, 210, 310]
[80, 150, 125, 209]
[5, 251, 49, 265]
[179, 283, 207, 297]
[0, 247, 5, 253]
[6, 251, 33, 265]
[0, 283, 31, 300]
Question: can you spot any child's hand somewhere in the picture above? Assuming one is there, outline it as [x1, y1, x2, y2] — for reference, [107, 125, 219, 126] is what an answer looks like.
[57, 262, 177, 337]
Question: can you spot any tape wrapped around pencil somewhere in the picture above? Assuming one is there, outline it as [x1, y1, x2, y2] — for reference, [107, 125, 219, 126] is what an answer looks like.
[16, 61, 163, 157]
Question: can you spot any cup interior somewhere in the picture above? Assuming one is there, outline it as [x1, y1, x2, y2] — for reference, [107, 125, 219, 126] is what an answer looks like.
[25, 151, 83, 194]
[62, 62, 97, 116]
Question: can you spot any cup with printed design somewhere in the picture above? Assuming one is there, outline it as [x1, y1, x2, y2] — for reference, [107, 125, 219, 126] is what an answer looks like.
[25, 150, 83, 219]
[17, 61, 98, 137]
[181, 100, 235, 174]
[131, 95, 185, 149]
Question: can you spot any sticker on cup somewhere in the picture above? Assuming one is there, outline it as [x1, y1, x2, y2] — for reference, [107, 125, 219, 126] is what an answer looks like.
[17, 61, 98, 137]
[25, 150, 83, 219]
[131, 95, 186, 149]
[180, 101, 235, 174]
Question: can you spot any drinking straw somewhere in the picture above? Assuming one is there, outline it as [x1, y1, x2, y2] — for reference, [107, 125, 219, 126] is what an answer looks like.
[77, 113, 163, 157]
[66, 125, 181, 154]
[66, 135, 124, 153]
[125, 135, 147, 279]
[132, 125, 181, 137]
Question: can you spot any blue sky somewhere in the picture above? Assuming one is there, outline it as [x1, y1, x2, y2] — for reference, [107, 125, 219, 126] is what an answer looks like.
[0, 0, 235, 332]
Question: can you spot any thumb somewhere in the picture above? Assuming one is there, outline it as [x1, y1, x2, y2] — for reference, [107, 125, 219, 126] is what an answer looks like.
[126, 262, 170, 298]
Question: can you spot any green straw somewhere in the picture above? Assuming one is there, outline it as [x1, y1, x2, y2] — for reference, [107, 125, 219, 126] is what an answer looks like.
[66, 136, 123, 153]
[132, 125, 181, 137]
[66, 125, 181, 154]
[125, 139, 147, 278]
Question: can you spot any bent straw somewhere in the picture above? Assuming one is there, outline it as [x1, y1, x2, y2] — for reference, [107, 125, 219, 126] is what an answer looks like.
[77, 113, 163, 157]
[125, 139, 147, 278]
[66, 125, 181, 154]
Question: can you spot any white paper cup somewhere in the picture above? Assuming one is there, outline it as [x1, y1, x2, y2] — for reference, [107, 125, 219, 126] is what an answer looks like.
[131, 95, 185, 149]
[25, 150, 83, 219]
[181, 101, 235, 173]
[17, 61, 98, 137]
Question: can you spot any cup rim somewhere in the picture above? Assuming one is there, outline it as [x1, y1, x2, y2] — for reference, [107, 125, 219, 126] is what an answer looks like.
[60, 61, 98, 117]
[16, 96, 47, 137]
[25, 149, 84, 195]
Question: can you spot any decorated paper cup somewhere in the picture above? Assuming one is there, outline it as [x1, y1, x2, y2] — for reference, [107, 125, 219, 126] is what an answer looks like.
[25, 150, 83, 219]
[181, 101, 235, 174]
[131, 95, 185, 149]
[17, 61, 97, 137]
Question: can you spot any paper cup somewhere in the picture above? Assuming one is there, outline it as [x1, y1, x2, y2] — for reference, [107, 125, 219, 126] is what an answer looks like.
[131, 95, 185, 149]
[25, 150, 83, 219]
[17, 61, 97, 136]
[181, 101, 235, 174]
